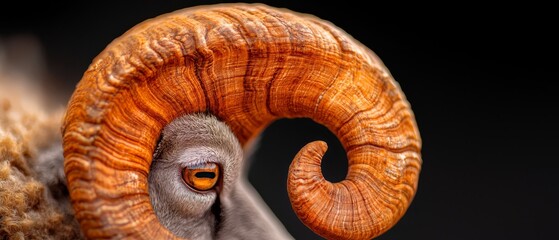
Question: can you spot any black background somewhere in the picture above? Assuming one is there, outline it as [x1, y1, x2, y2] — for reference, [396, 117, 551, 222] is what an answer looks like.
[1, 1, 557, 239]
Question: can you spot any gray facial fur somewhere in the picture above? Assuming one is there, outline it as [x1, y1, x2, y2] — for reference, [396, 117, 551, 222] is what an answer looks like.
[149, 113, 292, 240]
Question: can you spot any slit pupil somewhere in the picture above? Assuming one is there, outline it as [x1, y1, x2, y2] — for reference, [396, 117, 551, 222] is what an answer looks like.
[195, 172, 216, 179]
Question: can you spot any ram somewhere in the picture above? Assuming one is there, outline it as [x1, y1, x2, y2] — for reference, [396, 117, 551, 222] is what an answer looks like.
[1, 3, 421, 239]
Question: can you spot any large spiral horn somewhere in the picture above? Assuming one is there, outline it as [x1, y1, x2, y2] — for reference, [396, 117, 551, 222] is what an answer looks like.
[62, 3, 421, 239]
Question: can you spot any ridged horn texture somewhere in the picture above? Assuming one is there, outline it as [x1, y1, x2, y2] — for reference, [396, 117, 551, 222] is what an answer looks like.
[62, 3, 421, 240]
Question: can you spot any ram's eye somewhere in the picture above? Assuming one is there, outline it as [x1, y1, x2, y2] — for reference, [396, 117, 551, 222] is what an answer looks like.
[182, 163, 220, 191]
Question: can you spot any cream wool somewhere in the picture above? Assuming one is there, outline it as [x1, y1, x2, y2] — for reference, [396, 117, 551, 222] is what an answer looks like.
[0, 38, 81, 239]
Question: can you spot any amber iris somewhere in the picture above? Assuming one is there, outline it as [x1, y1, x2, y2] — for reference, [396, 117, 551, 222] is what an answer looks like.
[182, 163, 220, 191]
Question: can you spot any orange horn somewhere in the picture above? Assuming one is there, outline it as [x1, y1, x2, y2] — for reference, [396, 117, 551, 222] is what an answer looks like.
[62, 3, 421, 239]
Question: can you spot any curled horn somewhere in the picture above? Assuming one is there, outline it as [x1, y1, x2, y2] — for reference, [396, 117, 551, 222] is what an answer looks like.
[62, 3, 421, 239]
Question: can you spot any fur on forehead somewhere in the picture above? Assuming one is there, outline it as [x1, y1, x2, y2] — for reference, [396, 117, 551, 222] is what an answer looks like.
[154, 113, 243, 162]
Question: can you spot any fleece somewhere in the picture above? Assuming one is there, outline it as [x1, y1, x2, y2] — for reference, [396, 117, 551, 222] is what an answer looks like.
[0, 37, 82, 239]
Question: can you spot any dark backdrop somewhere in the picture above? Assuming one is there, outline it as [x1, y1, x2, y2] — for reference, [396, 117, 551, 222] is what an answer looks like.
[2, 1, 557, 239]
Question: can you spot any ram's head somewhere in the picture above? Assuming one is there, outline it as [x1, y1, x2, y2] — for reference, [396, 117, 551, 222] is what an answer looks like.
[60, 3, 422, 239]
